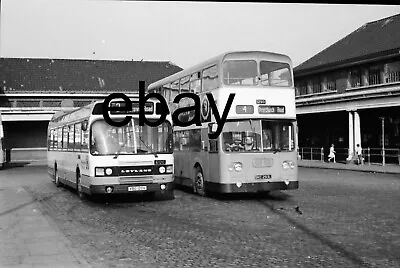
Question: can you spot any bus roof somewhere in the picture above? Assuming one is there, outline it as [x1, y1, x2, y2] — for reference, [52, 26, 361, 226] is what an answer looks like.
[49, 95, 168, 126]
[148, 50, 292, 90]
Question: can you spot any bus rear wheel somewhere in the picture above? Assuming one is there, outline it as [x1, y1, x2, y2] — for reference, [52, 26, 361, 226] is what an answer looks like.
[76, 173, 85, 200]
[54, 167, 61, 187]
[194, 167, 206, 197]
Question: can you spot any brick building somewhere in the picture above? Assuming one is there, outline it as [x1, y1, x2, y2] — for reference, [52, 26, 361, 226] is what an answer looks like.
[294, 13, 400, 164]
[0, 58, 182, 162]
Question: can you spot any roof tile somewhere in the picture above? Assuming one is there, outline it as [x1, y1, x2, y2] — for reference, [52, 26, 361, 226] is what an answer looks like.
[294, 13, 400, 74]
[0, 58, 183, 93]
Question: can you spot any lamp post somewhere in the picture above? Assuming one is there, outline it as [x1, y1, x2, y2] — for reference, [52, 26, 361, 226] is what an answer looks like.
[379, 117, 385, 166]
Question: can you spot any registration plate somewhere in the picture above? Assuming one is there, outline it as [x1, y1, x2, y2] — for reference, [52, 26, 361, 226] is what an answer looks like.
[128, 186, 147, 191]
[255, 174, 272, 180]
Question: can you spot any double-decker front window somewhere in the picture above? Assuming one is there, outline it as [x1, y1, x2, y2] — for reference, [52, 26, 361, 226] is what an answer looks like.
[90, 119, 173, 156]
[222, 120, 295, 153]
[260, 61, 292, 87]
[222, 60, 292, 87]
[223, 60, 258, 86]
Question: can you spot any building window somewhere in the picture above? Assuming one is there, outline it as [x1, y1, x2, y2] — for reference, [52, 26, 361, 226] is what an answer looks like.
[350, 69, 361, 88]
[295, 81, 307, 96]
[326, 75, 336, 91]
[385, 61, 400, 83]
[311, 78, 321, 93]
[368, 67, 381, 85]
[386, 70, 400, 83]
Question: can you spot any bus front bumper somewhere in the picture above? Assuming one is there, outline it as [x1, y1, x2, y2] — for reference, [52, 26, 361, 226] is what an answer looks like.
[89, 182, 174, 195]
[205, 181, 299, 193]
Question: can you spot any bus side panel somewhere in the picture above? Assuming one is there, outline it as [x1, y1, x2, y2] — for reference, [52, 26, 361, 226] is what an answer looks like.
[207, 151, 220, 184]
[174, 151, 191, 187]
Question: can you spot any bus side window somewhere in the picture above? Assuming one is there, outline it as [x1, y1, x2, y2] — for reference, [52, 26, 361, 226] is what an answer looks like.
[171, 80, 180, 94]
[163, 85, 171, 103]
[63, 126, 68, 150]
[48, 129, 52, 150]
[57, 127, 62, 150]
[189, 129, 201, 152]
[202, 65, 218, 92]
[190, 72, 201, 93]
[173, 131, 181, 151]
[81, 123, 89, 151]
[180, 76, 190, 93]
[68, 124, 75, 151]
[75, 123, 82, 151]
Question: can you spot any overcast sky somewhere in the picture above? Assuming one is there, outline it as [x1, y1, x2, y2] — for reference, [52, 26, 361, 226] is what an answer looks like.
[1, 1, 400, 68]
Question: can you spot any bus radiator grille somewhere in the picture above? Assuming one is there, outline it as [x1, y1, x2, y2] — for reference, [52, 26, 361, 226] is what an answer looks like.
[252, 158, 273, 168]
[119, 177, 153, 184]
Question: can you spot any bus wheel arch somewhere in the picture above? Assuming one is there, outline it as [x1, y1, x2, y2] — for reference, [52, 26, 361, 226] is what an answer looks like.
[193, 163, 206, 197]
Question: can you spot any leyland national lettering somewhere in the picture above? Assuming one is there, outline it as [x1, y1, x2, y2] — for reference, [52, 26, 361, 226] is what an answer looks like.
[102, 85, 235, 139]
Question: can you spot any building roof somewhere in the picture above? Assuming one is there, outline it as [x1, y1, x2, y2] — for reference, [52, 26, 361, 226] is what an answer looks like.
[294, 13, 400, 75]
[0, 58, 182, 94]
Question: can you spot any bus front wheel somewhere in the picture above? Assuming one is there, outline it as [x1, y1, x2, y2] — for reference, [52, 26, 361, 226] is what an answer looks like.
[194, 167, 206, 197]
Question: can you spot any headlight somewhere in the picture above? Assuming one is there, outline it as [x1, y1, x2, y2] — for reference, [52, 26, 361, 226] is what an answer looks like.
[95, 167, 105, 176]
[159, 166, 166, 174]
[282, 162, 289, 170]
[282, 161, 295, 170]
[105, 168, 113, 176]
[289, 161, 295, 169]
[166, 165, 173, 173]
[233, 162, 242, 172]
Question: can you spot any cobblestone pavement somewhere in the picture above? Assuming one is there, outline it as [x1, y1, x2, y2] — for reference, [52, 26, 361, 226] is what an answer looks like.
[3, 166, 400, 267]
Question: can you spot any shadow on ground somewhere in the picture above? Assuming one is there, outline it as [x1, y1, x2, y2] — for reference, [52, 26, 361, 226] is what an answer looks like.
[1, 162, 31, 170]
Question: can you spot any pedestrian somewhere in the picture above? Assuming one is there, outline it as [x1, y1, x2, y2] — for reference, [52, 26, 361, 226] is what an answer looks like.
[328, 144, 336, 163]
[355, 144, 363, 165]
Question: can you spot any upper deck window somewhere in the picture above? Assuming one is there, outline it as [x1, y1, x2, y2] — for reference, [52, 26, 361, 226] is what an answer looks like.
[223, 60, 257, 86]
[202, 65, 219, 91]
[260, 61, 292, 87]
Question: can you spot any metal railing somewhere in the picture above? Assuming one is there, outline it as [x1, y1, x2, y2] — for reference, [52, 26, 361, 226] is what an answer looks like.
[361, 147, 400, 166]
[299, 147, 400, 166]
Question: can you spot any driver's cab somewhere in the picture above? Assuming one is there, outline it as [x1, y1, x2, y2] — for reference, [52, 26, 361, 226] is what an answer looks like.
[223, 131, 259, 152]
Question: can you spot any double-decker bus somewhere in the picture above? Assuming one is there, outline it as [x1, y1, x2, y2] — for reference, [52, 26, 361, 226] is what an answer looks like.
[148, 51, 298, 196]
[47, 96, 174, 199]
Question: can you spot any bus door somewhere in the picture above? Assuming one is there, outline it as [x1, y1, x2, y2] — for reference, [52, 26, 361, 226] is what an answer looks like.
[206, 123, 220, 184]
[198, 127, 210, 183]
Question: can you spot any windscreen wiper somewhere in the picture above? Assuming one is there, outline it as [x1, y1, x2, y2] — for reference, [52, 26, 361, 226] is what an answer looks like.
[139, 136, 158, 158]
[113, 143, 126, 159]
[273, 148, 281, 154]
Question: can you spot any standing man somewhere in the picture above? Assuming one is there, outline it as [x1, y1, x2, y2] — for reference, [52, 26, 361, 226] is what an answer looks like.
[355, 144, 363, 165]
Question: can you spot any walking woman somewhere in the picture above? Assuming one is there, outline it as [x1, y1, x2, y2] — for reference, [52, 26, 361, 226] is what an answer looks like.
[328, 144, 336, 163]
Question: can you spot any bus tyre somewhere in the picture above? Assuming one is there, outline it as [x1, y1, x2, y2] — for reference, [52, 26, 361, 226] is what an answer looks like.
[194, 167, 206, 197]
[76, 174, 85, 200]
[54, 168, 61, 187]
